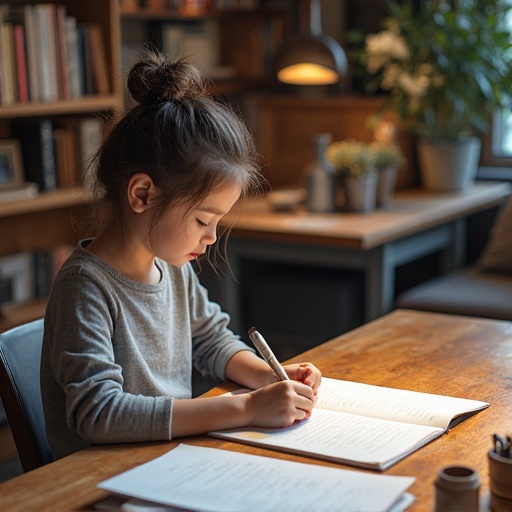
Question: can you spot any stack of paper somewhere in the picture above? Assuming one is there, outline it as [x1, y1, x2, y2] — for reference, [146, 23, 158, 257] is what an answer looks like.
[98, 444, 414, 512]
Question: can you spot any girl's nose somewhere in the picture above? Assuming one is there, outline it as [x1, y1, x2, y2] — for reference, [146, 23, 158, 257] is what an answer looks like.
[201, 225, 217, 245]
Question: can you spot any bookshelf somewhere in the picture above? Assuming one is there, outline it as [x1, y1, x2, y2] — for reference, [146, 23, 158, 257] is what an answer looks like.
[0, 0, 306, 332]
[119, 1, 292, 101]
[0, 0, 123, 332]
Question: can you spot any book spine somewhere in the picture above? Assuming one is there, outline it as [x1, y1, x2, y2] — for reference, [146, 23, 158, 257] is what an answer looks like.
[0, 22, 17, 105]
[55, 4, 71, 99]
[39, 119, 58, 190]
[65, 15, 83, 98]
[0, 183, 38, 204]
[0, 22, 7, 104]
[12, 119, 58, 191]
[87, 23, 110, 94]
[77, 117, 103, 188]
[22, 4, 40, 102]
[13, 23, 29, 103]
[33, 4, 58, 102]
[77, 25, 94, 95]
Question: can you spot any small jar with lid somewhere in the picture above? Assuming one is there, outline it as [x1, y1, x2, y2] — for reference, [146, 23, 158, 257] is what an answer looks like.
[434, 465, 480, 512]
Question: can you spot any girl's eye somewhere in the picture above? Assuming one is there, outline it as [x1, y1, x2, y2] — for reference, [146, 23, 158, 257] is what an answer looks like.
[196, 218, 208, 227]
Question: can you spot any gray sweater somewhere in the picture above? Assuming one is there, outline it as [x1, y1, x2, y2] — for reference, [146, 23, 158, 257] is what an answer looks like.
[41, 240, 251, 459]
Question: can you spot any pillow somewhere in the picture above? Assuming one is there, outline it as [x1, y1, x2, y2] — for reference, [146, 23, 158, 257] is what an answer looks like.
[479, 195, 512, 273]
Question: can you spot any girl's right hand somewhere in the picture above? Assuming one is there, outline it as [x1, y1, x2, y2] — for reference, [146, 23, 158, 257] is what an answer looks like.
[245, 380, 316, 428]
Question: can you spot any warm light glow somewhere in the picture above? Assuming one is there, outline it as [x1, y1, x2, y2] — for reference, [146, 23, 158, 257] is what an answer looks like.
[374, 121, 397, 143]
[277, 63, 339, 85]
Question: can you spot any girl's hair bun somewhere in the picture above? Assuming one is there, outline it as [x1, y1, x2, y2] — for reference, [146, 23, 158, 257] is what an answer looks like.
[127, 48, 206, 105]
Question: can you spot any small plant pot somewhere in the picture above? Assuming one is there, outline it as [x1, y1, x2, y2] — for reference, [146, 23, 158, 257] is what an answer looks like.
[417, 137, 481, 192]
[376, 166, 397, 208]
[344, 175, 377, 213]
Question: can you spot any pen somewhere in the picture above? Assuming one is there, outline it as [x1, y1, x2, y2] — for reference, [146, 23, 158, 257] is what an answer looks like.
[248, 327, 289, 381]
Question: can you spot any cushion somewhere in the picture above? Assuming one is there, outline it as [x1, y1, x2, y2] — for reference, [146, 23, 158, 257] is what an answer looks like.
[479, 196, 512, 273]
[395, 266, 512, 321]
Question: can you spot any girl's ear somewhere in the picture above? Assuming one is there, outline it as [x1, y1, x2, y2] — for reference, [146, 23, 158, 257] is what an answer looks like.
[127, 173, 158, 214]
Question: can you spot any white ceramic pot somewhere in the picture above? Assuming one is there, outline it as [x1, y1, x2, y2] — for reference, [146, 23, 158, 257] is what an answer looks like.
[417, 136, 481, 192]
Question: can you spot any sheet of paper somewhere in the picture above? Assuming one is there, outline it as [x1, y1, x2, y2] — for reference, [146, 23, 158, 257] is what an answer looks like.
[98, 444, 415, 512]
[316, 378, 489, 429]
[211, 408, 441, 469]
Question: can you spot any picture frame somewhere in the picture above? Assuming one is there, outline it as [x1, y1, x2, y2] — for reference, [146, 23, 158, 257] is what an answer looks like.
[0, 139, 24, 190]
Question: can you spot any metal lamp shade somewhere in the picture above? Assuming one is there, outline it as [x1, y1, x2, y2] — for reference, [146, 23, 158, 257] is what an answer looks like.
[275, 33, 347, 85]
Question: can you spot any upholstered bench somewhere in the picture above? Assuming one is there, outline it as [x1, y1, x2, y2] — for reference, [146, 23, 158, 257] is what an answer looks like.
[396, 195, 512, 321]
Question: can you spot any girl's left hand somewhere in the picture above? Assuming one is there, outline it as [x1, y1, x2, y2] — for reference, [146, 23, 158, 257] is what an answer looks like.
[283, 362, 322, 393]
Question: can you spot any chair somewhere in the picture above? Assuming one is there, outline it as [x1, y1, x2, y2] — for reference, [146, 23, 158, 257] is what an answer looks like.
[0, 318, 55, 472]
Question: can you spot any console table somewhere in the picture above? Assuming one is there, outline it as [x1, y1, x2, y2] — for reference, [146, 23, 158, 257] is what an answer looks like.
[219, 182, 511, 330]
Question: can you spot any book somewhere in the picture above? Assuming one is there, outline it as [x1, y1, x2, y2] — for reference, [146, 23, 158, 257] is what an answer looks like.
[74, 116, 103, 188]
[55, 4, 71, 100]
[51, 116, 103, 189]
[11, 118, 58, 191]
[98, 443, 415, 512]
[209, 377, 489, 471]
[32, 4, 59, 102]
[64, 15, 83, 98]
[0, 20, 17, 105]
[12, 23, 29, 103]
[53, 125, 77, 188]
[0, 251, 34, 307]
[10, 4, 39, 102]
[0, 182, 38, 204]
[86, 23, 110, 95]
[32, 244, 72, 298]
[77, 25, 94, 95]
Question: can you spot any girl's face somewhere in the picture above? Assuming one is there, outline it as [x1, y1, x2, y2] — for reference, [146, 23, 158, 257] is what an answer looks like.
[149, 182, 241, 267]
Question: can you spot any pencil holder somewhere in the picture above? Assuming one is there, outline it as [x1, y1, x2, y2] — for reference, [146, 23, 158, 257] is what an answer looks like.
[488, 449, 512, 511]
[434, 465, 480, 512]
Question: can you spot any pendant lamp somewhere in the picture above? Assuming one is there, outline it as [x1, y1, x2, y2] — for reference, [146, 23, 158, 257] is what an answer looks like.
[275, 0, 347, 86]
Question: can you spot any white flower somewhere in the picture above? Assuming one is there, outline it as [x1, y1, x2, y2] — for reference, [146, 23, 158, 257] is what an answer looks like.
[382, 64, 402, 89]
[398, 73, 430, 98]
[365, 30, 410, 63]
[367, 55, 391, 74]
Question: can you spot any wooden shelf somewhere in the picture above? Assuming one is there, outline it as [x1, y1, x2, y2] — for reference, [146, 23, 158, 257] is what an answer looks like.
[0, 188, 92, 218]
[0, 95, 123, 120]
[120, 7, 281, 20]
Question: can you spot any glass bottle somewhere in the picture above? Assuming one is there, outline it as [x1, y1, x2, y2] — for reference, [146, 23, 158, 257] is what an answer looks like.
[305, 133, 336, 213]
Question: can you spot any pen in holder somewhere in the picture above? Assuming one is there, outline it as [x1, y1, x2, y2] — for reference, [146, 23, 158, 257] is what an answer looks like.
[489, 433, 512, 511]
[434, 465, 480, 512]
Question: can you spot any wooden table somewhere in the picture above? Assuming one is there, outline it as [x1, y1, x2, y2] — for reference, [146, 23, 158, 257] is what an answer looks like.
[0, 309, 510, 511]
[219, 182, 511, 329]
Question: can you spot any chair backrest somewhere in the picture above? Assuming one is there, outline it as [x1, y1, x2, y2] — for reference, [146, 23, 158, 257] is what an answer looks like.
[0, 318, 55, 472]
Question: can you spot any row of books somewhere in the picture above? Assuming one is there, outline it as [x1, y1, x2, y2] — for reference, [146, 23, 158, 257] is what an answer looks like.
[9, 116, 103, 192]
[120, 0, 260, 12]
[0, 3, 110, 106]
[0, 246, 72, 309]
[159, 21, 235, 80]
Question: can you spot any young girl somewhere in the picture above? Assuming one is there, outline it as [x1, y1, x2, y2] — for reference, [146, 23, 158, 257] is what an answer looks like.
[41, 50, 321, 459]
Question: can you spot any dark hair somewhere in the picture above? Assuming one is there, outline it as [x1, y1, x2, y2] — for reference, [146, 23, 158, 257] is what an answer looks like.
[88, 48, 265, 264]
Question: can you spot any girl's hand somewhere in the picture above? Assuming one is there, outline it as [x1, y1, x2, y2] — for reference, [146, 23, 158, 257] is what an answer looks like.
[245, 380, 315, 428]
[283, 362, 322, 392]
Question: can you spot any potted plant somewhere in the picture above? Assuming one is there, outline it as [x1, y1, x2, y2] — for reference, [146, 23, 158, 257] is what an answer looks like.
[369, 141, 406, 207]
[326, 140, 377, 212]
[358, 0, 512, 191]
